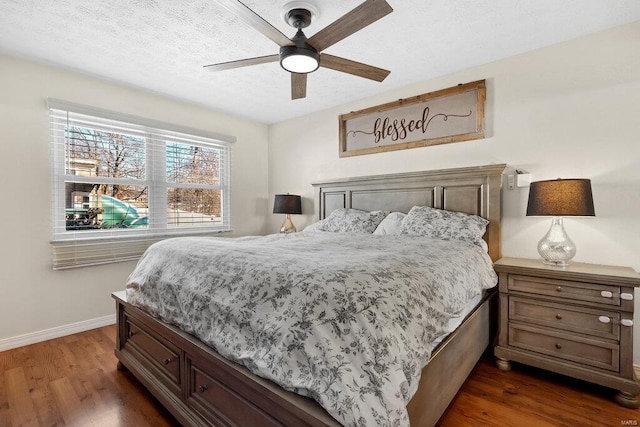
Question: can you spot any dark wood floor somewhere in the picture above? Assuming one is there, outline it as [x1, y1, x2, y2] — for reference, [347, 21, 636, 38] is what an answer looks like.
[0, 325, 637, 426]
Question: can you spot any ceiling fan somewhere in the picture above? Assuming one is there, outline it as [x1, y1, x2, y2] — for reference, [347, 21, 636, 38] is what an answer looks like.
[205, 0, 393, 100]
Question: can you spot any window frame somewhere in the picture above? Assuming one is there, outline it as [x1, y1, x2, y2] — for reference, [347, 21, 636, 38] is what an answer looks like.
[48, 98, 235, 269]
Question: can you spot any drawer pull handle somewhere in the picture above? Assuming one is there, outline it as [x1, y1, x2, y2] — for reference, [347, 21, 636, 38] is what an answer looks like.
[599, 316, 633, 327]
[199, 384, 208, 393]
[555, 343, 562, 350]
[163, 358, 173, 365]
[556, 286, 563, 292]
[599, 291, 633, 300]
[598, 316, 611, 324]
[555, 314, 562, 320]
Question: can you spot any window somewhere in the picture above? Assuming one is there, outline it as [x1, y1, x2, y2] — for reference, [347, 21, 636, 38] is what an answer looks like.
[49, 99, 234, 269]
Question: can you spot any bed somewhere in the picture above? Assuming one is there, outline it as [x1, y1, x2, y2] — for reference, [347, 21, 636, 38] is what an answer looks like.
[113, 163, 506, 426]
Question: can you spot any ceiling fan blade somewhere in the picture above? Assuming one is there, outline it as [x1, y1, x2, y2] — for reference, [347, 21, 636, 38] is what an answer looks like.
[308, 0, 393, 52]
[215, 0, 292, 47]
[204, 54, 279, 71]
[291, 73, 307, 99]
[320, 54, 390, 82]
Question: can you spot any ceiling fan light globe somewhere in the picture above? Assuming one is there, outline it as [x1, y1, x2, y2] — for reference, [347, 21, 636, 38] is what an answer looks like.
[280, 46, 320, 73]
[281, 55, 318, 73]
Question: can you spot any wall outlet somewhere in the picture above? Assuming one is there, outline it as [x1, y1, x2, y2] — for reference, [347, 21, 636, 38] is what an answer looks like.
[507, 174, 515, 190]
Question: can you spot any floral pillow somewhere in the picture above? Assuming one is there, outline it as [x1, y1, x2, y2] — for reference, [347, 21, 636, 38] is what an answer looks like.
[373, 212, 407, 235]
[400, 205, 489, 250]
[318, 208, 386, 234]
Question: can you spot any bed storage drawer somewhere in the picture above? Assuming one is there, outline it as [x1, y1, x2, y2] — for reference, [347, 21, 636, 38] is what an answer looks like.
[124, 315, 181, 390]
[509, 296, 620, 340]
[187, 360, 281, 427]
[508, 323, 619, 372]
[508, 275, 620, 307]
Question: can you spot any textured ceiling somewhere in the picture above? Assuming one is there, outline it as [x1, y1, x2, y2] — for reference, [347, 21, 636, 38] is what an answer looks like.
[1, 1, 639, 124]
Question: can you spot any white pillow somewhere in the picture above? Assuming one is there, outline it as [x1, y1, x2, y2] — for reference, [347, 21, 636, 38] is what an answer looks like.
[373, 212, 407, 235]
[318, 208, 386, 234]
[400, 206, 489, 250]
[302, 219, 327, 233]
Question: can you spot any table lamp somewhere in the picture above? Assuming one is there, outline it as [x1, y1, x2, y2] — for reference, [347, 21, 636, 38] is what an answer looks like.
[273, 194, 302, 233]
[526, 178, 595, 266]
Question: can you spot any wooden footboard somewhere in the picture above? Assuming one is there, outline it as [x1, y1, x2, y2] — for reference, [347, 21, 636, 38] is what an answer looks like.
[113, 290, 495, 427]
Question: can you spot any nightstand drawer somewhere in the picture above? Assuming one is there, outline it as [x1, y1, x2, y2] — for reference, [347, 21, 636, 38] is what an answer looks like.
[509, 323, 619, 372]
[508, 275, 620, 306]
[509, 296, 620, 340]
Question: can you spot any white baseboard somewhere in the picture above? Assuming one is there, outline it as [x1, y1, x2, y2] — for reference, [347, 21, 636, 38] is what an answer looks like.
[0, 314, 116, 352]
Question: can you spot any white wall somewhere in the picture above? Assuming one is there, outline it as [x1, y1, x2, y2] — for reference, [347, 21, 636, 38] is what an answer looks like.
[268, 22, 640, 360]
[1, 21, 639, 362]
[0, 55, 270, 343]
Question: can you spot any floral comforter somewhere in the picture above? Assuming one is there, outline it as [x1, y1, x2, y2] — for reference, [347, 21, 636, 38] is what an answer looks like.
[126, 232, 497, 426]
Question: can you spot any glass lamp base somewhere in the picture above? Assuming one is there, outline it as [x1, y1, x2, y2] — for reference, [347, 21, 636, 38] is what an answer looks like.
[537, 217, 576, 267]
[279, 214, 297, 234]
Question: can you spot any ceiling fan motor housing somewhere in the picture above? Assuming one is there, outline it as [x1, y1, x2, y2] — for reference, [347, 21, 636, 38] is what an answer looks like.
[286, 8, 312, 29]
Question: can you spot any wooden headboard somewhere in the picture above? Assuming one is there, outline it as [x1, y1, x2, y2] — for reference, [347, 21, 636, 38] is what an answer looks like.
[312, 164, 506, 261]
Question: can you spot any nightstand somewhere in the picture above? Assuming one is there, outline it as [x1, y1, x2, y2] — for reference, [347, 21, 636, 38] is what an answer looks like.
[493, 257, 640, 408]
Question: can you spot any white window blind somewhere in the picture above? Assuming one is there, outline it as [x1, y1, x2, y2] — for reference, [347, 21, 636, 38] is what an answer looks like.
[48, 99, 234, 269]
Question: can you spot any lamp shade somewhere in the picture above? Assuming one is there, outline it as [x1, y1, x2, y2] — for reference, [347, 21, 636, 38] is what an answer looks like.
[273, 194, 302, 215]
[526, 179, 595, 217]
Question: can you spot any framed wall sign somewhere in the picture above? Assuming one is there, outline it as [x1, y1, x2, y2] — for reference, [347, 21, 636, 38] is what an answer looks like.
[339, 80, 486, 157]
